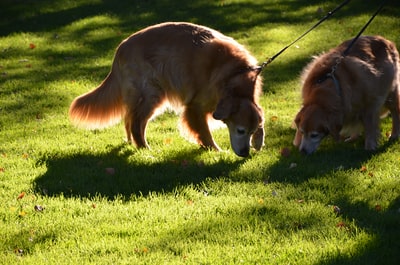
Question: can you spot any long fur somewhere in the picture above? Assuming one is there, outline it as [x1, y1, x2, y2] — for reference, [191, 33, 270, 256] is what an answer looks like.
[69, 70, 124, 129]
[69, 22, 264, 157]
[293, 35, 400, 154]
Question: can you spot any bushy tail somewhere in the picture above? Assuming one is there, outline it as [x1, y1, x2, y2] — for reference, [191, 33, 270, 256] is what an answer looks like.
[69, 67, 124, 130]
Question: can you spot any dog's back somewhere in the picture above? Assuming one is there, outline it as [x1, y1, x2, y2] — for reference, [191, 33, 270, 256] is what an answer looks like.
[114, 22, 259, 103]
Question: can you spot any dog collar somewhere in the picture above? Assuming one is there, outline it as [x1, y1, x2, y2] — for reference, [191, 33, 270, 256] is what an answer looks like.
[326, 72, 342, 96]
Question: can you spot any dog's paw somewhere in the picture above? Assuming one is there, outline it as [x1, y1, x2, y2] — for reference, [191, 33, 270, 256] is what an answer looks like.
[364, 140, 378, 151]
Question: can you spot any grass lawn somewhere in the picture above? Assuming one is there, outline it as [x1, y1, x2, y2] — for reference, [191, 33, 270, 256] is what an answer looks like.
[1, 0, 399, 264]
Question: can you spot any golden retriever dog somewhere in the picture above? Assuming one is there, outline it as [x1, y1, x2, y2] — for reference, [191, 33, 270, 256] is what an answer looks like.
[293, 35, 400, 154]
[69, 22, 264, 157]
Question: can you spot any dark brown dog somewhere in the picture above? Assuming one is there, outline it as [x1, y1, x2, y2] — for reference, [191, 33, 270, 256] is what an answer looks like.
[69, 22, 264, 157]
[293, 35, 400, 154]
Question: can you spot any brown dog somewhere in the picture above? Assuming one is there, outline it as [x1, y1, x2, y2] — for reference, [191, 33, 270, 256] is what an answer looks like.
[69, 22, 264, 157]
[293, 35, 400, 154]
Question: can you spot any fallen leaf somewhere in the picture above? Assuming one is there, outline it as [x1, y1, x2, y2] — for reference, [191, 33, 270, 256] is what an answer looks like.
[17, 192, 26, 200]
[134, 247, 149, 254]
[29, 43, 36, 49]
[14, 248, 24, 256]
[34, 205, 44, 212]
[360, 165, 367, 172]
[181, 160, 188, 167]
[375, 204, 382, 212]
[280, 147, 291, 157]
[336, 221, 346, 228]
[336, 165, 344, 170]
[270, 116, 278, 122]
[333, 205, 341, 215]
[105, 167, 115, 175]
[19, 211, 27, 217]
[41, 188, 48, 196]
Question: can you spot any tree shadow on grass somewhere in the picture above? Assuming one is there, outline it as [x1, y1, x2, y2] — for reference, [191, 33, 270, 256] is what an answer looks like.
[262, 125, 400, 264]
[316, 196, 400, 265]
[0, 0, 358, 36]
[140, 193, 400, 264]
[33, 144, 244, 200]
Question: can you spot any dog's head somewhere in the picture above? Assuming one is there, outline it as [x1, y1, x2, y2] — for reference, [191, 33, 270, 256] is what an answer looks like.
[293, 104, 342, 154]
[213, 97, 264, 157]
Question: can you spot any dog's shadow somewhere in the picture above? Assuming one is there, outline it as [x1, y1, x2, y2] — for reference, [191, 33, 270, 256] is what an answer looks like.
[33, 145, 244, 200]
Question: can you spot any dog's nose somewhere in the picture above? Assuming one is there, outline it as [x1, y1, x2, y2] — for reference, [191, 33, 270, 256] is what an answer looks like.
[237, 147, 250, 157]
[300, 147, 313, 155]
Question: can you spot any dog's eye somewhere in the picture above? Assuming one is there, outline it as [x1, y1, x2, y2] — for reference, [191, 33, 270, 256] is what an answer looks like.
[237, 128, 246, 135]
[310, 132, 320, 139]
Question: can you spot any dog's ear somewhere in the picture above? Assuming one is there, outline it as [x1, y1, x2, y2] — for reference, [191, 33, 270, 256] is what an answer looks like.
[293, 107, 304, 128]
[251, 126, 264, 150]
[293, 128, 302, 147]
[293, 109, 303, 147]
[213, 97, 234, 120]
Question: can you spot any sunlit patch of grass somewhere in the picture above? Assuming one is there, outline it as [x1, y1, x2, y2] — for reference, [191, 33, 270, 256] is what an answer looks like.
[1, 0, 400, 264]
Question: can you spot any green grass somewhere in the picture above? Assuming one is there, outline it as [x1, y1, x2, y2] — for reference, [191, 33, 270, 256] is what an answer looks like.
[1, 0, 400, 264]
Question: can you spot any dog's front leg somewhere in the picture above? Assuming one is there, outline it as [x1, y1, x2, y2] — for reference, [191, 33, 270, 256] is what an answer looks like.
[363, 111, 380, 150]
[181, 106, 220, 151]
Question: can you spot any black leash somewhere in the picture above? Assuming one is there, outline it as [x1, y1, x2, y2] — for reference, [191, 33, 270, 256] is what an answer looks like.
[253, 0, 352, 74]
[342, 0, 388, 56]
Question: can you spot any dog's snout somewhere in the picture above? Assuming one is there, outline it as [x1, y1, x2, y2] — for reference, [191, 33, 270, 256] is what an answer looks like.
[300, 148, 308, 155]
[237, 147, 250, 157]
[300, 147, 313, 155]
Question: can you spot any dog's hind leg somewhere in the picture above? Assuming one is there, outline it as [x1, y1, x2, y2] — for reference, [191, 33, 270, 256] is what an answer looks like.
[181, 105, 220, 151]
[123, 82, 165, 148]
